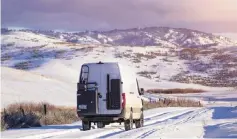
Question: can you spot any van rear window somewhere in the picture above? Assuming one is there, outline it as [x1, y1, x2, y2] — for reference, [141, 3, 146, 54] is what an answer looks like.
[80, 65, 89, 83]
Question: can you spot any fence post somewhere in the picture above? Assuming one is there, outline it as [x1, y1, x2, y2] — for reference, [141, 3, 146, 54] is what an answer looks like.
[4, 108, 6, 115]
[43, 104, 47, 115]
[43, 104, 47, 125]
[20, 106, 25, 116]
[3, 108, 7, 121]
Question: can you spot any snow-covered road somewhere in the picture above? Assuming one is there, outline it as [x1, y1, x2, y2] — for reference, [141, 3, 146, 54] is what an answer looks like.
[2, 106, 237, 138]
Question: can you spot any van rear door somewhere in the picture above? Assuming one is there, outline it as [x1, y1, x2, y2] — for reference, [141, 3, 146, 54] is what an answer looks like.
[99, 63, 122, 115]
[77, 64, 101, 115]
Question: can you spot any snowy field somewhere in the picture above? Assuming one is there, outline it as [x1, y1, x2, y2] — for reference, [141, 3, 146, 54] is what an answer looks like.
[1, 30, 237, 138]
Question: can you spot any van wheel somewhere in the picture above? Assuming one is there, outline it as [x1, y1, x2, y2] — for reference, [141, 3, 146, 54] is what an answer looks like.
[82, 120, 91, 131]
[124, 112, 133, 131]
[97, 122, 105, 128]
[135, 112, 144, 128]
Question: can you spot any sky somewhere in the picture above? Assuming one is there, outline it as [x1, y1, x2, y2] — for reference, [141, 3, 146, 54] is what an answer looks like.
[1, 0, 237, 33]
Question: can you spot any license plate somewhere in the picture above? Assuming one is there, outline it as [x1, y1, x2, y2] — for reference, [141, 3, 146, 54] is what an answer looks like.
[78, 104, 87, 109]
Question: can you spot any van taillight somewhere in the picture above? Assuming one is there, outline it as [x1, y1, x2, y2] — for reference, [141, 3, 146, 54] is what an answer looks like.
[122, 93, 126, 108]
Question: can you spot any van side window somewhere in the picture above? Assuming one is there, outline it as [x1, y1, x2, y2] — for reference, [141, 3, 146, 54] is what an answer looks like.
[80, 65, 89, 83]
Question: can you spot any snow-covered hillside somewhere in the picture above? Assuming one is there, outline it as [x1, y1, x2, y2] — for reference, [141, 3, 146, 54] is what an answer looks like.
[1, 27, 236, 107]
[1, 27, 237, 138]
[2, 29, 237, 88]
[1, 66, 77, 108]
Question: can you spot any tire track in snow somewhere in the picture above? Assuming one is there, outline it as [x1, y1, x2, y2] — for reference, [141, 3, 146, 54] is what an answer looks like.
[173, 108, 209, 125]
[111, 108, 209, 138]
[136, 129, 157, 138]
[107, 109, 195, 138]
[49, 109, 192, 139]
[50, 109, 178, 139]
[11, 108, 204, 139]
[145, 108, 210, 138]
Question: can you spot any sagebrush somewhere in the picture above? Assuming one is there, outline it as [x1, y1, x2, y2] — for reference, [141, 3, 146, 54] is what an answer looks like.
[1, 102, 78, 131]
[143, 98, 202, 110]
[147, 88, 205, 94]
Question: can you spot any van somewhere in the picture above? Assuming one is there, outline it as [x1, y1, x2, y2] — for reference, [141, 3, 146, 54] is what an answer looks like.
[77, 62, 144, 131]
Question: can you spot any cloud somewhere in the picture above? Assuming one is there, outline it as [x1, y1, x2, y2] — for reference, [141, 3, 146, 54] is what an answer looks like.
[2, 0, 237, 32]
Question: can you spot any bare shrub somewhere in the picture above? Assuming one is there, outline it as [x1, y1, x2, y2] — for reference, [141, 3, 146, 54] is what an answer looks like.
[55, 50, 67, 58]
[170, 72, 237, 87]
[1, 111, 41, 130]
[132, 58, 141, 63]
[13, 61, 32, 70]
[162, 57, 173, 62]
[114, 53, 123, 58]
[137, 71, 157, 79]
[147, 88, 205, 94]
[133, 52, 156, 59]
[212, 54, 232, 63]
[1, 54, 12, 61]
[77, 47, 94, 53]
[6, 102, 56, 113]
[178, 48, 200, 60]
[143, 98, 202, 110]
[114, 52, 131, 58]
[1, 102, 78, 130]
[53, 42, 75, 45]
[137, 71, 157, 75]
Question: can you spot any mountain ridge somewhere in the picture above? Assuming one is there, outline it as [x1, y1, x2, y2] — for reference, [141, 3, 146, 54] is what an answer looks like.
[2, 27, 236, 47]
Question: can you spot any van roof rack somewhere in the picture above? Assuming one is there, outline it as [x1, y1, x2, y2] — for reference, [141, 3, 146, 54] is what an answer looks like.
[97, 61, 104, 64]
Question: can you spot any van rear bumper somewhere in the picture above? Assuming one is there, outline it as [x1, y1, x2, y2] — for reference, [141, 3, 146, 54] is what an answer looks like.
[78, 110, 124, 122]
[81, 115, 123, 122]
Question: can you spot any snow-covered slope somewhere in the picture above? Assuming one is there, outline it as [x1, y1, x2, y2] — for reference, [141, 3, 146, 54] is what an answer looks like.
[1, 66, 76, 108]
[2, 30, 237, 88]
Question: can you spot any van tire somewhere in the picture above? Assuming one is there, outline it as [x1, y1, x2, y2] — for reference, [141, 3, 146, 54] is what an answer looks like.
[97, 122, 105, 128]
[135, 112, 144, 128]
[124, 111, 133, 131]
[82, 120, 91, 131]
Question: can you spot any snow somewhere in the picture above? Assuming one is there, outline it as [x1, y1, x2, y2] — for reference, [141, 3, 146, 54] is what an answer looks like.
[1, 30, 237, 138]
[2, 106, 236, 138]
[77, 36, 101, 44]
[1, 66, 76, 108]
[215, 33, 237, 41]
[31, 60, 79, 83]
[1, 31, 61, 48]
[1, 65, 236, 138]
[1, 41, 234, 108]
